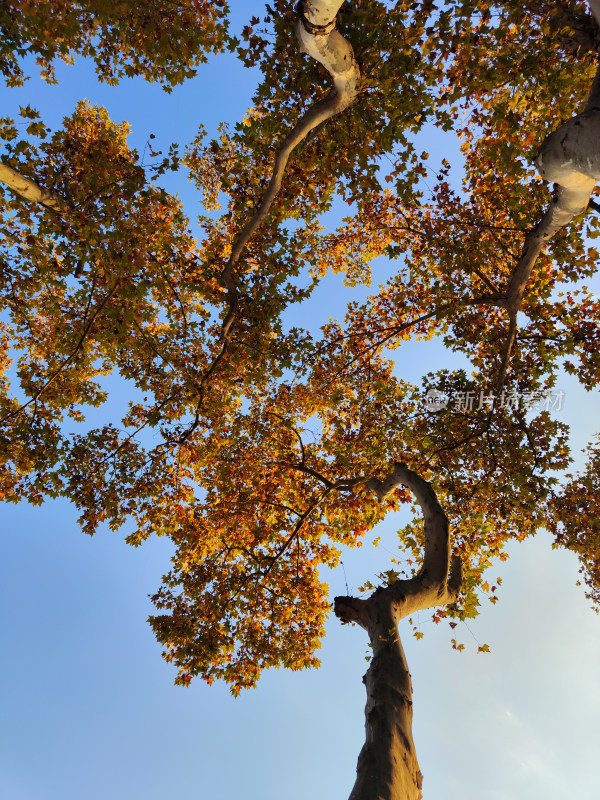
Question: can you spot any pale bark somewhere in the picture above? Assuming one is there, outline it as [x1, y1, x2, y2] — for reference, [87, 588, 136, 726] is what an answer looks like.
[222, 0, 360, 286]
[496, 47, 600, 387]
[510, 66, 600, 314]
[533, 111, 600, 231]
[0, 162, 66, 212]
[335, 465, 462, 800]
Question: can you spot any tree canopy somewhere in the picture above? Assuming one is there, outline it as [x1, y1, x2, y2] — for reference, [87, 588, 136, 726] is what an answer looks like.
[1, 2, 600, 792]
[0, 0, 230, 87]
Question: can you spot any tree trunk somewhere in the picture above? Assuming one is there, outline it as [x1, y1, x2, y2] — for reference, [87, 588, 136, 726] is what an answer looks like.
[335, 464, 463, 800]
[348, 602, 422, 800]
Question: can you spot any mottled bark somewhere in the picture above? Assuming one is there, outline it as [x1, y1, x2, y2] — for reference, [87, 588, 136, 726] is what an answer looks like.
[337, 598, 422, 800]
[335, 465, 462, 800]
[533, 110, 600, 235]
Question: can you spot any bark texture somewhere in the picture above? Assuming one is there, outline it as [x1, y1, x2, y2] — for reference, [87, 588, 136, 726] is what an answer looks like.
[534, 110, 600, 227]
[214, 0, 361, 341]
[344, 602, 422, 800]
[589, 0, 600, 26]
[335, 465, 463, 800]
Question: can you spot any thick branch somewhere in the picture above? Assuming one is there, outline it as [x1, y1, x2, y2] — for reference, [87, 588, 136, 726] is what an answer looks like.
[361, 463, 461, 616]
[585, 67, 600, 112]
[365, 464, 451, 589]
[221, 0, 360, 284]
[498, 58, 600, 382]
[0, 163, 67, 213]
[509, 78, 600, 313]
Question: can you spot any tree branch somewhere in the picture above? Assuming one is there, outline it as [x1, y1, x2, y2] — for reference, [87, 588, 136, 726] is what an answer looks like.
[365, 463, 454, 591]
[0, 281, 120, 423]
[0, 162, 67, 213]
[334, 463, 464, 625]
[496, 57, 600, 380]
[220, 0, 361, 288]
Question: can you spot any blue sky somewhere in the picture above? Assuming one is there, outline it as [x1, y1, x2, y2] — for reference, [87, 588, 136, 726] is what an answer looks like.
[1, 5, 599, 799]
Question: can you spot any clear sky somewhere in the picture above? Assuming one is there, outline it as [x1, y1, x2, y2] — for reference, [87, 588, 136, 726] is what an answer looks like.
[1, 5, 599, 799]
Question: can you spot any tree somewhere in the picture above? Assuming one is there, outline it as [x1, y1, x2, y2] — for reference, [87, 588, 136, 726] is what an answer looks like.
[1, 1, 599, 798]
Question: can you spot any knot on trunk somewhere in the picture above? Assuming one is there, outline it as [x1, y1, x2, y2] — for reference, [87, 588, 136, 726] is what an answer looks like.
[334, 595, 370, 627]
[295, 2, 337, 36]
[535, 109, 600, 190]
